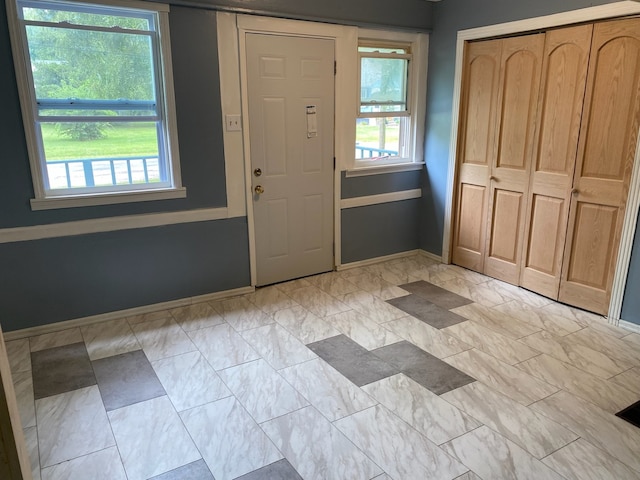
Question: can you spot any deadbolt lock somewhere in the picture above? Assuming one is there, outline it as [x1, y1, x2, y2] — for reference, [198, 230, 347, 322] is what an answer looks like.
[254, 185, 265, 194]
[254, 168, 262, 177]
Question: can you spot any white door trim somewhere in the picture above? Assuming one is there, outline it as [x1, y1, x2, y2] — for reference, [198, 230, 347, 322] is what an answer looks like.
[218, 13, 357, 285]
[441, 1, 640, 322]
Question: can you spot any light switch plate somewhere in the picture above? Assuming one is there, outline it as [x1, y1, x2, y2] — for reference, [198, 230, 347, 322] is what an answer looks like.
[225, 114, 242, 132]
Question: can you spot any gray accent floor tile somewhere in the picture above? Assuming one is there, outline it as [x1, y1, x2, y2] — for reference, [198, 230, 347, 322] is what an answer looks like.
[387, 294, 468, 329]
[307, 335, 399, 386]
[31, 342, 96, 400]
[149, 460, 214, 480]
[235, 459, 303, 480]
[373, 341, 475, 395]
[92, 349, 165, 411]
[398, 280, 473, 309]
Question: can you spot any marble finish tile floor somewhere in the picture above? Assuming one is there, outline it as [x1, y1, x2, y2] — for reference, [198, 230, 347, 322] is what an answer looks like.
[4, 254, 640, 479]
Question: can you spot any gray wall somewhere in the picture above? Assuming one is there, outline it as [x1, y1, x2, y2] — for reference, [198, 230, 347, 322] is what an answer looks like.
[341, 171, 422, 264]
[175, 0, 433, 31]
[1, 1, 432, 331]
[622, 218, 640, 324]
[342, 200, 420, 264]
[422, 0, 640, 324]
[0, 219, 250, 332]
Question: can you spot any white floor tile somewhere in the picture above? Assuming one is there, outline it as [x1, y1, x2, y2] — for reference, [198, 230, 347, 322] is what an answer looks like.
[218, 359, 308, 423]
[36, 386, 114, 468]
[151, 351, 231, 411]
[81, 318, 141, 361]
[441, 426, 564, 480]
[241, 324, 316, 369]
[41, 446, 127, 480]
[335, 405, 468, 480]
[180, 396, 282, 480]
[262, 406, 382, 480]
[280, 358, 376, 421]
[108, 396, 200, 480]
[363, 374, 480, 445]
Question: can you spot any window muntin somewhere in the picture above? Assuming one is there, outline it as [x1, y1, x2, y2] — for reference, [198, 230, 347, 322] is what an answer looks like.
[11, 0, 180, 200]
[356, 43, 412, 165]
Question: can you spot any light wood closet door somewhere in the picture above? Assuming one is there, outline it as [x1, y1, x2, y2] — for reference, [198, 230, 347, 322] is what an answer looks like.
[484, 34, 545, 284]
[520, 25, 593, 299]
[451, 39, 502, 272]
[559, 18, 640, 315]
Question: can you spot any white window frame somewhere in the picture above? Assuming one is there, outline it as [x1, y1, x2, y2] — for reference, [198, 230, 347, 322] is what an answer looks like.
[350, 28, 428, 176]
[6, 0, 185, 210]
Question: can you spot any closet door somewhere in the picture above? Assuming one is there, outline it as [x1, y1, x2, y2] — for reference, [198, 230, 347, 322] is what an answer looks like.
[451, 39, 502, 272]
[520, 25, 593, 298]
[559, 18, 640, 314]
[483, 34, 545, 284]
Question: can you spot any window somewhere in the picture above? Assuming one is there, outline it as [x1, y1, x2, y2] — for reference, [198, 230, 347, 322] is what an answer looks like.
[7, 0, 183, 208]
[356, 42, 412, 166]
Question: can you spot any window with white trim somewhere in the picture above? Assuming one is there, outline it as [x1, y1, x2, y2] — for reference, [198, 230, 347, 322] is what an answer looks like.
[356, 42, 413, 166]
[7, 0, 183, 208]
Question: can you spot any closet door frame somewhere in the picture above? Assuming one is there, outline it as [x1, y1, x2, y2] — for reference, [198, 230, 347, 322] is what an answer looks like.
[442, 0, 640, 325]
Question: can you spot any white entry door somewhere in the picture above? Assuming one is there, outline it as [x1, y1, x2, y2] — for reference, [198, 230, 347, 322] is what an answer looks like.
[246, 33, 335, 286]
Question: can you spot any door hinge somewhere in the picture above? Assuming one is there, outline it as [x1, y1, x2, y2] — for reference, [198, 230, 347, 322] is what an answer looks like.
[334, 61, 337, 76]
[333, 157, 336, 170]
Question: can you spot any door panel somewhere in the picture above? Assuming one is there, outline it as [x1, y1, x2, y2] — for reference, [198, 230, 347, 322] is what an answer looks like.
[581, 36, 640, 180]
[262, 98, 287, 175]
[454, 183, 487, 270]
[489, 189, 523, 264]
[267, 199, 289, 258]
[484, 34, 545, 284]
[303, 195, 324, 251]
[247, 34, 335, 285]
[452, 39, 502, 272]
[560, 18, 640, 314]
[463, 47, 501, 165]
[527, 195, 564, 275]
[521, 25, 593, 298]
[566, 203, 618, 288]
[496, 48, 541, 170]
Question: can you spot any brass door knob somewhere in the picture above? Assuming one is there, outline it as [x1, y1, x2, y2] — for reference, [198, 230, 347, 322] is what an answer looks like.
[572, 188, 579, 196]
[254, 185, 264, 194]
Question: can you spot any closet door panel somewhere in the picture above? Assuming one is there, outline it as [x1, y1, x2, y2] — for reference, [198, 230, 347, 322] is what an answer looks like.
[452, 40, 502, 272]
[560, 18, 640, 314]
[521, 25, 593, 298]
[488, 189, 523, 264]
[484, 34, 545, 284]
[526, 195, 565, 275]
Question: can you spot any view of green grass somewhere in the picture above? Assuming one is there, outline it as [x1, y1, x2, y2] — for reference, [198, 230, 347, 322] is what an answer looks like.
[41, 123, 158, 161]
[356, 123, 399, 145]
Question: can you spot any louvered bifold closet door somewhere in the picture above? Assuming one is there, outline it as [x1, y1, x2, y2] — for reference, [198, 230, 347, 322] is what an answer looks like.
[520, 25, 593, 299]
[451, 39, 502, 273]
[559, 18, 640, 315]
[483, 34, 545, 285]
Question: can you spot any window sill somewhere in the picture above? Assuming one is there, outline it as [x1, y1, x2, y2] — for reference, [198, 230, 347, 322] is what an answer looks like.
[30, 187, 187, 211]
[345, 162, 425, 178]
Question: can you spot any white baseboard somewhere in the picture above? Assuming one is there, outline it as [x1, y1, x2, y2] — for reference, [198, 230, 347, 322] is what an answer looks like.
[336, 249, 427, 271]
[3, 286, 254, 341]
[418, 249, 442, 263]
[619, 319, 640, 334]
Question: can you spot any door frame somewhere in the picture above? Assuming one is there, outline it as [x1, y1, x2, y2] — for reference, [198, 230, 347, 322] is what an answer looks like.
[218, 13, 358, 286]
[442, 1, 640, 323]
